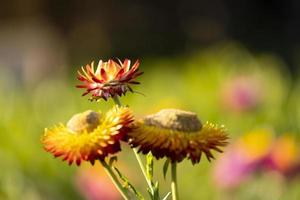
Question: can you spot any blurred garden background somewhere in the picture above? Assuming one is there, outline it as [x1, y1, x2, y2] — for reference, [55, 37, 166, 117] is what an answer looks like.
[0, 0, 300, 199]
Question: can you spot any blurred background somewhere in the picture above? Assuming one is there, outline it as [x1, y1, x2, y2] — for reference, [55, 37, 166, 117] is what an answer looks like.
[0, 0, 300, 199]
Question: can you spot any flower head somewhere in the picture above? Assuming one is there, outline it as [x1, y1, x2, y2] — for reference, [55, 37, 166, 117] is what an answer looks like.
[212, 129, 273, 189]
[213, 130, 300, 189]
[221, 75, 263, 112]
[77, 59, 143, 101]
[42, 106, 133, 165]
[128, 109, 228, 164]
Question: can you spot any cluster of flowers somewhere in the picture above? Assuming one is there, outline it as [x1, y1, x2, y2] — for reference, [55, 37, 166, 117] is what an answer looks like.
[42, 59, 228, 199]
[42, 59, 228, 166]
[213, 129, 300, 189]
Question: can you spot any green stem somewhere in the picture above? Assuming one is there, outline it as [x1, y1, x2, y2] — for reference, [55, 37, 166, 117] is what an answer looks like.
[171, 162, 179, 200]
[133, 148, 154, 194]
[112, 96, 154, 194]
[100, 160, 130, 200]
[113, 96, 122, 106]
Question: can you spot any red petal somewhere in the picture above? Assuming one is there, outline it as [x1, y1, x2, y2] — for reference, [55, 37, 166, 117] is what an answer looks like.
[86, 65, 93, 75]
[101, 68, 108, 81]
[116, 68, 125, 79]
[132, 71, 144, 79]
[77, 76, 87, 81]
[76, 84, 88, 88]
[82, 91, 89, 96]
[76, 158, 81, 166]
[123, 59, 131, 72]
[129, 60, 140, 73]
[89, 71, 103, 83]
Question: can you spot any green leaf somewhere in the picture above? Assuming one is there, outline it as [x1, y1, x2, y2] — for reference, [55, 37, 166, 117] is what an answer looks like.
[153, 181, 160, 200]
[147, 181, 160, 200]
[113, 167, 145, 200]
[146, 152, 154, 181]
[163, 159, 170, 180]
[162, 192, 171, 200]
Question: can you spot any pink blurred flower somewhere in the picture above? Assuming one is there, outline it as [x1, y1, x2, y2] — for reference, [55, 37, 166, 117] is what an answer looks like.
[75, 164, 121, 200]
[213, 129, 272, 189]
[213, 145, 259, 188]
[213, 130, 300, 189]
[221, 75, 263, 112]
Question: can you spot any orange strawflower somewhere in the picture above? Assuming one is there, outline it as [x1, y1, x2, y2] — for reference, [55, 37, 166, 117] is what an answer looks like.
[42, 106, 133, 165]
[128, 109, 228, 164]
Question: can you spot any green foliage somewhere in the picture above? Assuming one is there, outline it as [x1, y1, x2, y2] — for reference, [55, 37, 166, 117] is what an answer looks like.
[163, 159, 170, 180]
[146, 153, 154, 181]
[114, 167, 144, 200]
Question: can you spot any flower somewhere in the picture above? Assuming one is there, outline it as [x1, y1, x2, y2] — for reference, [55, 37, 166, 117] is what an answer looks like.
[213, 129, 300, 189]
[128, 109, 228, 164]
[42, 106, 133, 165]
[76, 59, 143, 101]
[213, 129, 273, 189]
[221, 75, 263, 112]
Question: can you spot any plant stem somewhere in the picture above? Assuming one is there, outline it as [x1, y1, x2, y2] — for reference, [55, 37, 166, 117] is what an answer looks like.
[112, 96, 154, 194]
[133, 148, 154, 194]
[100, 160, 130, 200]
[171, 162, 179, 200]
[113, 96, 122, 106]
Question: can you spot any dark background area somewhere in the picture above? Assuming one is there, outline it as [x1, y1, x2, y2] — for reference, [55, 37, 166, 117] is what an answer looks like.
[1, 0, 300, 74]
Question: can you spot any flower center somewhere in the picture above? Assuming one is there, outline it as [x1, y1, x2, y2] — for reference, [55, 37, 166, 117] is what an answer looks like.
[143, 109, 202, 132]
[67, 110, 101, 133]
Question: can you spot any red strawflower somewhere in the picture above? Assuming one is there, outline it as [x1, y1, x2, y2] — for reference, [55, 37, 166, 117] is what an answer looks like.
[77, 59, 143, 101]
